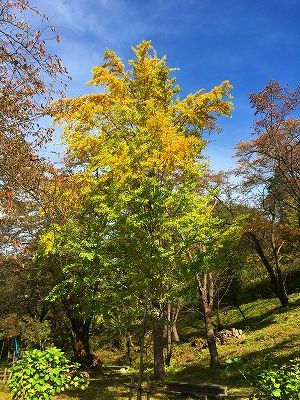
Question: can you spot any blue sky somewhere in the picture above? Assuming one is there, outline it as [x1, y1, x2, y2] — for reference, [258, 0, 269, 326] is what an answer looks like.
[36, 0, 300, 171]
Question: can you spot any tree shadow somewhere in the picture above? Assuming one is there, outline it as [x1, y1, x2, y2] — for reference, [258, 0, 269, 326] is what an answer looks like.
[64, 375, 132, 400]
[234, 336, 300, 369]
[168, 361, 249, 392]
[168, 336, 300, 395]
[66, 374, 179, 400]
[223, 297, 300, 332]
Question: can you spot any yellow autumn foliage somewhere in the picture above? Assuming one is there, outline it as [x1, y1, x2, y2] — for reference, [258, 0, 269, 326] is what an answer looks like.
[52, 40, 233, 189]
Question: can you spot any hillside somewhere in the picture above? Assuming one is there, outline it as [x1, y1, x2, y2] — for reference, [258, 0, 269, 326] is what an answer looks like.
[1, 293, 300, 399]
[168, 292, 300, 396]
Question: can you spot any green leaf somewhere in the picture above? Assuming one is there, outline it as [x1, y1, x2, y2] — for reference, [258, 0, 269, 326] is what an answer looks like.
[271, 389, 281, 397]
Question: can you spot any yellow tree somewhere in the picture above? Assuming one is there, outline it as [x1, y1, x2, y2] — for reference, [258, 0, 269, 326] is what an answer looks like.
[51, 41, 233, 378]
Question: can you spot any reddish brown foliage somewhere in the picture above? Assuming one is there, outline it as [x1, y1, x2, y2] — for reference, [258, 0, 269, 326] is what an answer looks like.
[236, 80, 300, 225]
[0, 0, 69, 252]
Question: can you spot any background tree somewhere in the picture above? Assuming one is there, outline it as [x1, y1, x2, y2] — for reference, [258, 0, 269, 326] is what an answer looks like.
[0, 0, 68, 234]
[0, 0, 70, 356]
[0, 0, 68, 144]
[235, 81, 300, 307]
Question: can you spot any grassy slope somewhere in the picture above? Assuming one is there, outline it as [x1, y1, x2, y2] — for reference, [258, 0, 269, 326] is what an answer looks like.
[168, 292, 300, 396]
[1, 293, 300, 399]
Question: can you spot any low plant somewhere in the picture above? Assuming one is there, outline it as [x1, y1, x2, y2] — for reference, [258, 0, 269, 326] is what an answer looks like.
[252, 358, 300, 399]
[226, 356, 300, 399]
[8, 347, 89, 400]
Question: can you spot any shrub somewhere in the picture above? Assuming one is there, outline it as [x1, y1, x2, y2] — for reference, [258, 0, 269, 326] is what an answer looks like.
[8, 347, 89, 400]
[252, 358, 300, 399]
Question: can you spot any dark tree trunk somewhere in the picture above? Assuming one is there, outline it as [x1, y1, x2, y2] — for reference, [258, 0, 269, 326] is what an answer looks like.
[165, 302, 172, 367]
[68, 316, 93, 366]
[196, 272, 220, 369]
[153, 322, 165, 380]
[274, 267, 288, 307]
[248, 232, 288, 307]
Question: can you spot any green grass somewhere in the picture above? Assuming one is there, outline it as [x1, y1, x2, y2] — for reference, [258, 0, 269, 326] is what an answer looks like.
[1, 293, 300, 399]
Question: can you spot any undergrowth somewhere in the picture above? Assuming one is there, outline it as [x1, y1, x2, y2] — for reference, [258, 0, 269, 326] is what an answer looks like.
[1, 293, 300, 399]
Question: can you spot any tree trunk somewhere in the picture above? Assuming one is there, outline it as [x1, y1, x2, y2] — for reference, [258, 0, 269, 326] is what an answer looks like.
[171, 299, 181, 343]
[215, 291, 223, 332]
[196, 272, 220, 369]
[68, 316, 93, 366]
[274, 266, 288, 307]
[126, 331, 133, 365]
[164, 299, 181, 366]
[153, 322, 165, 380]
[171, 324, 180, 343]
[248, 232, 288, 307]
[165, 302, 172, 367]
[137, 292, 148, 400]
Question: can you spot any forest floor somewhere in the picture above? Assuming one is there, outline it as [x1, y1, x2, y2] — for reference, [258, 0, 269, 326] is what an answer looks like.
[1, 293, 300, 399]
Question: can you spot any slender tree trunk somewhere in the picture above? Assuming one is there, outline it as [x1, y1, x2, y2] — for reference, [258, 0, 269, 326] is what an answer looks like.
[171, 324, 180, 343]
[126, 331, 133, 365]
[137, 290, 148, 400]
[153, 322, 165, 380]
[137, 333, 145, 400]
[165, 302, 172, 367]
[248, 232, 288, 307]
[215, 291, 223, 332]
[171, 299, 181, 343]
[196, 272, 220, 369]
[164, 299, 181, 366]
[229, 278, 251, 325]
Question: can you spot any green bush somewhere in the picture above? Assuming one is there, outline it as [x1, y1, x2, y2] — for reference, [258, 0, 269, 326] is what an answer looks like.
[8, 347, 89, 400]
[252, 358, 300, 399]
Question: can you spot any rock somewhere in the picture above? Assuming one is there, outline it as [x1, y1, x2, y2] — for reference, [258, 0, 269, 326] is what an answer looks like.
[190, 328, 243, 349]
[190, 338, 207, 349]
[215, 328, 243, 344]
